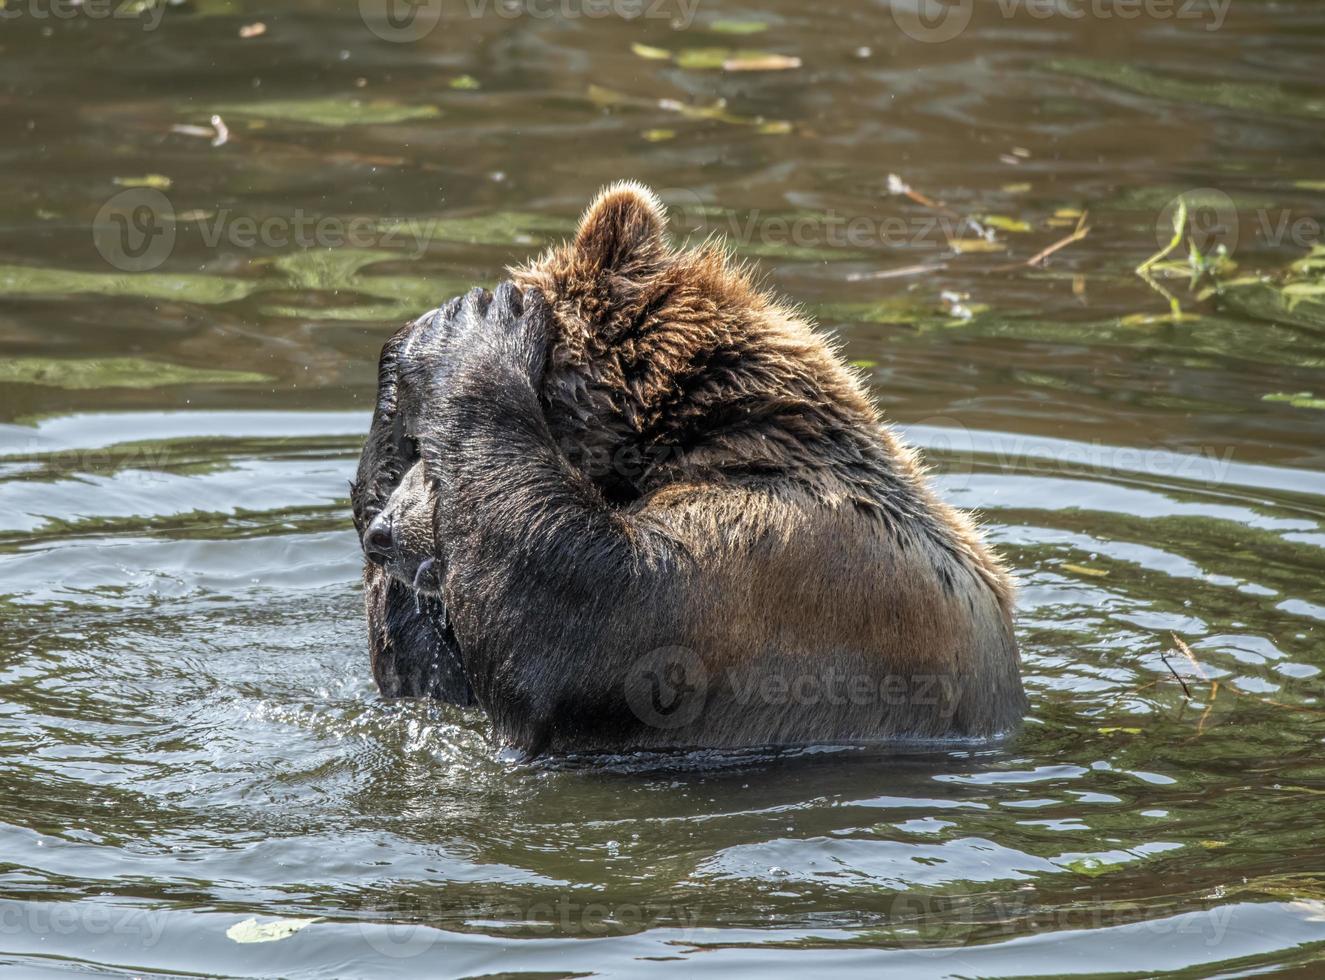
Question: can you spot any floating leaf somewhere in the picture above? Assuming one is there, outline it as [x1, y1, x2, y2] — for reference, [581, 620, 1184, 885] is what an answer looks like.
[1215, 278, 1325, 331]
[1002, 182, 1032, 194]
[723, 53, 801, 72]
[587, 84, 633, 108]
[374, 211, 572, 247]
[0, 264, 259, 304]
[448, 74, 480, 90]
[817, 298, 943, 326]
[1294, 180, 1325, 191]
[1062, 563, 1109, 578]
[674, 48, 799, 72]
[113, 174, 172, 190]
[674, 47, 734, 70]
[980, 215, 1032, 233]
[1119, 311, 1201, 327]
[1097, 727, 1143, 735]
[226, 917, 322, 944]
[1281, 282, 1325, 299]
[948, 239, 1006, 254]
[210, 98, 440, 127]
[709, 19, 768, 34]
[588, 84, 789, 131]
[1291, 245, 1325, 276]
[0, 358, 272, 390]
[849, 359, 878, 370]
[1062, 857, 1124, 877]
[630, 43, 671, 61]
[642, 128, 677, 142]
[1263, 392, 1325, 410]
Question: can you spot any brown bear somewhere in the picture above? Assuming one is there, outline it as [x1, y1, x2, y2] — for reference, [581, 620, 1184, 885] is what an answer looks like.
[350, 182, 1025, 758]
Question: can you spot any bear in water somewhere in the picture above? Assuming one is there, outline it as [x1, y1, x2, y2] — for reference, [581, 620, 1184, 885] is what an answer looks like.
[350, 182, 1025, 758]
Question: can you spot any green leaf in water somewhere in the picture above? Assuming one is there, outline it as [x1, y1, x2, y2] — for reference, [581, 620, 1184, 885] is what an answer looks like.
[586, 84, 790, 132]
[1291, 245, 1325, 277]
[1281, 282, 1325, 300]
[448, 75, 481, 90]
[262, 249, 401, 289]
[673, 48, 799, 72]
[1062, 563, 1109, 577]
[709, 19, 769, 34]
[1062, 856, 1124, 877]
[210, 98, 441, 127]
[113, 174, 172, 190]
[0, 358, 272, 390]
[226, 916, 322, 944]
[372, 211, 572, 248]
[630, 43, 672, 61]
[1262, 392, 1325, 410]
[980, 215, 1032, 233]
[674, 47, 735, 69]
[0, 264, 258, 304]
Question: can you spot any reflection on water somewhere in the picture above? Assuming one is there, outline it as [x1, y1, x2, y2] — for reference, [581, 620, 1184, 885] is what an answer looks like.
[1, 0, 1324, 975]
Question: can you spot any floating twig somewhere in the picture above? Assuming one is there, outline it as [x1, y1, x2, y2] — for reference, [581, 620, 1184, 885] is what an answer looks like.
[1158, 649, 1193, 700]
[846, 261, 948, 282]
[886, 173, 959, 218]
[1197, 680, 1219, 735]
[1170, 632, 1209, 681]
[1025, 211, 1090, 267]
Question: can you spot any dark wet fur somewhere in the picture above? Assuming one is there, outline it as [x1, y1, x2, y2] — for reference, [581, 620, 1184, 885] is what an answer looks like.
[351, 182, 1026, 757]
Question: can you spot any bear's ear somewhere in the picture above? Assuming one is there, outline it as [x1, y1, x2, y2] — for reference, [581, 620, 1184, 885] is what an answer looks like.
[571, 181, 668, 275]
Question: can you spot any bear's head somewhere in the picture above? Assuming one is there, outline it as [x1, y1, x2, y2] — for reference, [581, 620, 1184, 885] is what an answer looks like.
[357, 180, 891, 587]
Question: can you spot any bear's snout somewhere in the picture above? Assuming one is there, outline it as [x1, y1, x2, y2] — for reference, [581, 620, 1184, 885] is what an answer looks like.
[363, 512, 395, 565]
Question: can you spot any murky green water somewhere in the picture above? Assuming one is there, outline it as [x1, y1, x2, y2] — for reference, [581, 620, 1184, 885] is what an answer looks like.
[2, 1, 1324, 976]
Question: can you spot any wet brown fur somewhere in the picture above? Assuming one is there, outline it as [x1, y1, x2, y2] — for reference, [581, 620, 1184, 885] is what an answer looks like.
[354, 182, 1025, 756]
